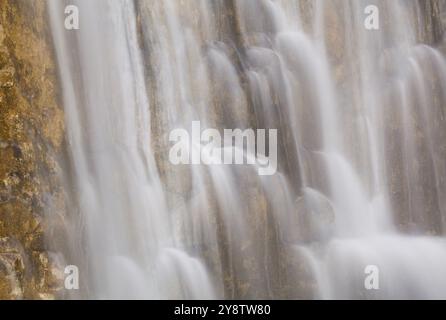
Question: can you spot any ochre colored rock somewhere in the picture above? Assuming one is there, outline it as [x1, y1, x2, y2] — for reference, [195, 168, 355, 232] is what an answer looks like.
[0, 0, 65, 299]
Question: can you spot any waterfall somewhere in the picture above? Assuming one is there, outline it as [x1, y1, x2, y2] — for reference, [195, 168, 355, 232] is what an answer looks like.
[48, 0, 446, 299]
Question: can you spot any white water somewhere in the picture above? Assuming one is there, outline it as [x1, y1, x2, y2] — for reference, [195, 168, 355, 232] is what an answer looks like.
[48, 0, 446, 299]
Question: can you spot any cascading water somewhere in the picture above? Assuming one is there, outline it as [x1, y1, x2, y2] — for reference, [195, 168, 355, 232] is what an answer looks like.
[47, 0, 446, 299]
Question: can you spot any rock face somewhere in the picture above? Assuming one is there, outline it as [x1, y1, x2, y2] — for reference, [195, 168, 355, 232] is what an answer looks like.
[0, 0, 445, 300]
[417, 0, 446, 45]
[0, 0, 65, 299]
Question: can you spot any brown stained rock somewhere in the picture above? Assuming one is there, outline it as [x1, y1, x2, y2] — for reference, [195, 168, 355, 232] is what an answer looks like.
[323, 0, 345, 66]
[0, 238, 24, 299]
[0, 0, 66, 299]
[416, 0, 446, 45]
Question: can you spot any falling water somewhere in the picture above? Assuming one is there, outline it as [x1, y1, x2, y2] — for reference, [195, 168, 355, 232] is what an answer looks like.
[48, 0, 446, 299]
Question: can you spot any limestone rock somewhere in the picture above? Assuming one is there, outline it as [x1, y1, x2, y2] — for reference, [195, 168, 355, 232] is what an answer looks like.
[0, 0, 66, 299]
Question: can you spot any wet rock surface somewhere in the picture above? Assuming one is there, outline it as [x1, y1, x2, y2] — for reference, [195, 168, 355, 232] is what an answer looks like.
[1, 0, 446, 300]
[0, 0, 65, 299]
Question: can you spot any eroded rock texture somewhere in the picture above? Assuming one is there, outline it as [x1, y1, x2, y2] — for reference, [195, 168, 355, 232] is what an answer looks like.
[0, 0, 64, 299]
[0, 0, 446, 300]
